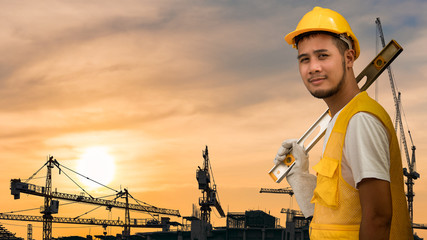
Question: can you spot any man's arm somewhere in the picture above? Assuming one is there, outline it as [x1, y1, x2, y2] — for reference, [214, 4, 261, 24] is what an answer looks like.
[358, 178, 392, 240]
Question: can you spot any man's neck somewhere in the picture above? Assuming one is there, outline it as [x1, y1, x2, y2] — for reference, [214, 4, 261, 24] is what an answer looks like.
[324, 75, 360, 117]
[326, 89, 360, 117]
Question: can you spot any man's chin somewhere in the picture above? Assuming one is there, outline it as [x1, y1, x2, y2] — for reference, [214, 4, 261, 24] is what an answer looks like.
[310, 89, 337, 99]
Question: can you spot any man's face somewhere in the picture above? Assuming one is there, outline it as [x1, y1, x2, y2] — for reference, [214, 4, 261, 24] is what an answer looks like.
[297, 34, 346, 99]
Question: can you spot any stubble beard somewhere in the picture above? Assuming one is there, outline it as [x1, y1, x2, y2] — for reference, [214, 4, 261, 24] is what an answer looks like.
[309, 60, 346, 99]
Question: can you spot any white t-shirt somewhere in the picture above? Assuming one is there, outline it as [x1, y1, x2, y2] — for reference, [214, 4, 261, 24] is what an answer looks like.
[323, 110, 391, 189]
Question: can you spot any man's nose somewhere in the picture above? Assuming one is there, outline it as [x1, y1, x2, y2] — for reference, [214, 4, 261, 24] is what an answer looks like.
[309, 60, 321, 74]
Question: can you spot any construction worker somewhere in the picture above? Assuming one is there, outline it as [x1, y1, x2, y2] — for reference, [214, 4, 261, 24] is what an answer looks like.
[274, 6, 413, 239]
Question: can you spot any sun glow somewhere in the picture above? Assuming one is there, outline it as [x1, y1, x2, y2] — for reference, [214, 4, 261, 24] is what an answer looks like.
[77, 146, 116, 190]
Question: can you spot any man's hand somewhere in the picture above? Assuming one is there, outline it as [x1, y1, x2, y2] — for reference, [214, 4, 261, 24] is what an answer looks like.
[358, 178, 392, 240]
[274, 139, 296, 165]
[275, 139, 316, 218]
[274, 139, 309, 176]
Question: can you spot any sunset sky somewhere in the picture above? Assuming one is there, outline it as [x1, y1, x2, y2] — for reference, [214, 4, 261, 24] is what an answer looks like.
[1, 0, 427, 239]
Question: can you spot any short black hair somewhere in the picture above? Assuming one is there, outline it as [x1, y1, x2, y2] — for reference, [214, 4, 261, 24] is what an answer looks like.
[295, 31, 350, 56]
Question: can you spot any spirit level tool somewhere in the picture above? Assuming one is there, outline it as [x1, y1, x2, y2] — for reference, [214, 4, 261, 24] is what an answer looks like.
[269, 40, 403, 183]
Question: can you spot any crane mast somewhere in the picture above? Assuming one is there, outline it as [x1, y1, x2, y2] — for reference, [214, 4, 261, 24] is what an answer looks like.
[375, 18, 412, 170]
[42, 157, 55, 240]
[123, 189, 130, 237]
[375, 17, 419, 224]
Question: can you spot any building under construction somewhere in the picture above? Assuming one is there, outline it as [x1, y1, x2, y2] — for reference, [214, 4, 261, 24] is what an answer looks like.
[134, 210, 309, 240]
[0, 147, 312, 240]
[133, 147, 310, 240]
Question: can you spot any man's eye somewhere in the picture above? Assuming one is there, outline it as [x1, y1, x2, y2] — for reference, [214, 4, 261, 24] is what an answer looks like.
[319, 54, 328, 59]
[299, 58, 309, 63]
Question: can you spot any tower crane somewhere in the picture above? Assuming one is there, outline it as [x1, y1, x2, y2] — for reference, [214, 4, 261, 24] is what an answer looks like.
[280, 208, 303, 216]
[196, 146, 225, 223]
[260, 187, 296, 213]
[7, 156, 181, 240]
[259, 187, 294, 196]
[375, 17, 420, 224]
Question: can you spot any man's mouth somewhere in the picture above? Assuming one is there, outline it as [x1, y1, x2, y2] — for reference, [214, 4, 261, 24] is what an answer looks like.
[309, 75, 327, 85]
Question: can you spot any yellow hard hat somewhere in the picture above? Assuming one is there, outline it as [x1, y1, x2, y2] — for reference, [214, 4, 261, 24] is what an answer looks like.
[285, 6, 360, 59]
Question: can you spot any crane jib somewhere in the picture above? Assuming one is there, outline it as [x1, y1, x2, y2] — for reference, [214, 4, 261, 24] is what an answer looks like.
[268, 40, 403, 183]
[10, 179, 181, 217]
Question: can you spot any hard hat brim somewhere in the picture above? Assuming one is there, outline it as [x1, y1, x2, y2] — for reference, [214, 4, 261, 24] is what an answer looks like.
[285, 28, 360, 59]
[285, 28, 343, 46]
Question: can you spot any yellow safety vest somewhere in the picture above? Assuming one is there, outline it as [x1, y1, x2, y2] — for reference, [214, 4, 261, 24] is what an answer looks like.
[309, 91, 413, 240]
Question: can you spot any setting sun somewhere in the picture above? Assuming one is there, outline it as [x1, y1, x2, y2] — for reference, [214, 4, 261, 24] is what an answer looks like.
[76, 146, 116, 189]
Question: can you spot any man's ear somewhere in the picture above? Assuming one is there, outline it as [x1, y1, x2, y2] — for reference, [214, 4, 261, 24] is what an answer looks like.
[345, 49, 356, 68]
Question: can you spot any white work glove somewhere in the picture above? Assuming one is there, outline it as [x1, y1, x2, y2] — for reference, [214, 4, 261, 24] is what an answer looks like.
[274, 139, 316, 218]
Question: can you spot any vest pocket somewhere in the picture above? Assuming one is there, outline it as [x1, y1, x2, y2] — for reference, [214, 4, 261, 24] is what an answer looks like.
[312, 157, 339, 207]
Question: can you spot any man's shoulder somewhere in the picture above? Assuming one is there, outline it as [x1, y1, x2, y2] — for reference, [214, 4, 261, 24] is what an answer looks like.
[347, 111, 390, 141]
[353, 92, 388, 114]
